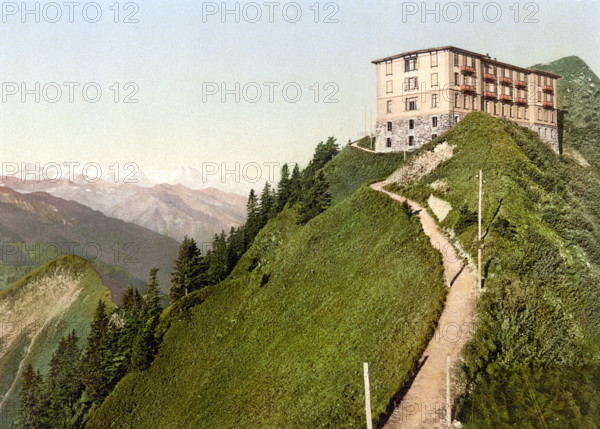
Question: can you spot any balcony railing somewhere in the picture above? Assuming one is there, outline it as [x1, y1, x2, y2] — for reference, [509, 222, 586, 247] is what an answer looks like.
[515, 97, 528, 105]
[543, 101, 554, 109]
[461, 85, 475, 93]
[483, 73, 496, 82]
[484, 91, 497, 99]
[515, 80, 527, 89]
[542, 85, 554, 94]
[500, 94, 512, 102]
[461, 65, 475, 75]
[499, 77, 513, 86]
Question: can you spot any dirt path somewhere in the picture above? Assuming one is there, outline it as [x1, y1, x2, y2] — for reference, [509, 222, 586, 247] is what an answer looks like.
[370, 181, 478, 429]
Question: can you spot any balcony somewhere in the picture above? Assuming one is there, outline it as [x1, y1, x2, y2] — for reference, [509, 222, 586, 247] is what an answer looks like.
[542, 85, 554, 94]
[483, 73, 496, 82]
[461, 85, 475, 93]
[461, 65, 475, 75]
[515, 97, 528, 105]
[515, 80, 527, 89]
[500, 94, 512, 103]
[499, 77, 513, 86]
[543, 101, 554, 109]
[484, 91, 497, 99]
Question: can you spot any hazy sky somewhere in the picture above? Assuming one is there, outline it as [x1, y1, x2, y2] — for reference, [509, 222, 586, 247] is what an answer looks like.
[1, 0, 598, 184]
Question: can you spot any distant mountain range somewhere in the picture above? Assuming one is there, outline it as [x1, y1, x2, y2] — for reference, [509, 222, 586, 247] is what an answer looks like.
[1, 177, 247, 245]
[0, 186, 180, 291]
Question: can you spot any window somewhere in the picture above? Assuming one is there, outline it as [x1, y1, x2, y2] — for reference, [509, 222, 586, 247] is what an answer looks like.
[431, 52, 438, 67]
[454, 53, 459, 67]
[517, 107, 521, 119]
[454, 93, 459, 108]
[525, 107, 529, 120]
[432, 117, 438, 127]
[463, 94, 468, 108]
[494, 102, 497, 114]
[405, 57, 417, 72]
[454, 72, 459, 85]
[471, 57, 476, 68]
[431, 73, 438, 87]
[501, 104, 505, 116]
[409, 119, 415, 129]
[387, 121, 392, 132]
[538, 108, 542, 120]
[387, 100, 393, 114]
[454, 116, 459, 123]
[550, 111, 554, 123]
[537, 91, 541, 102]
[386, 80, 393, 94]
[472, 95, 476, 110]
[386, 138, 392, 148]
[509, 105, 513, 117]
[406, 77, 418, 91]
[432, 93, 439, 108]
[386, 61, 393, 75]
[432, 134, 438, 140]
[406, 97, 418, 111]
[408, 136, 414, 146]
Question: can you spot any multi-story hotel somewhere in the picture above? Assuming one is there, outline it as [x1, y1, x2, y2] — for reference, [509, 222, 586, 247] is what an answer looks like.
[372, 46, 561, 153]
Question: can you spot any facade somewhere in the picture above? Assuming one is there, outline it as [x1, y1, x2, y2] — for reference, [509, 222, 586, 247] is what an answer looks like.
[372, 46, 561, 153]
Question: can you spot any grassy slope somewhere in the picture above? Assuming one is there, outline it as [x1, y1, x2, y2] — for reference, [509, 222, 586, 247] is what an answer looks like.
[87, 147, 446, 428]
[388, 112, 600, 427]
[0, 256, 115, 427]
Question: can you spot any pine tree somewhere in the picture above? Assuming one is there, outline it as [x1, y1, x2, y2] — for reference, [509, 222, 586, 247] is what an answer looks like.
[130, 314, 159, 372]
[80, 300, 111, 404]
[16, 364, 47, 428]
[259, 182, 275, 225]
[207, 232, 228, 285]
[244, 189, 261, 248]
[169, 236, 201, 301]
[276, 163, 291, 212]
[45, 330, 82, 428]
[144, 268, 161, 318]
[288, 164, 302, 206]
[298, 171, 332, 225]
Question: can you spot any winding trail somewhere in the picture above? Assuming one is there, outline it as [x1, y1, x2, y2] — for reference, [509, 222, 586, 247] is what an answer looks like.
[370, 180, 478, 429]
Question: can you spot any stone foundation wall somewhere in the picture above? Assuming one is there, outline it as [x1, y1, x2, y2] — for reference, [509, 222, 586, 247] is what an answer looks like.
[527, 123, 560, 154]
[375, 114, 560, 155]
[375, 113, 464, 153]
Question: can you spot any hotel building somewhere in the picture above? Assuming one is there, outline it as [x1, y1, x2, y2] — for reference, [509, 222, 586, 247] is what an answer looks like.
[372, 46, 561, 153]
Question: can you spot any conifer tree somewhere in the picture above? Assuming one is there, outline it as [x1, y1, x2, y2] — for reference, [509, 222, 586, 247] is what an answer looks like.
[16, 364, 47, 429]
[288, 164, 302, 206]
[80, 300, 111, 403]
[169, 236, 201, 301]
[144, 267, 161, 318]
[276, 163, 291, 212]
[298, 171, 332, 225]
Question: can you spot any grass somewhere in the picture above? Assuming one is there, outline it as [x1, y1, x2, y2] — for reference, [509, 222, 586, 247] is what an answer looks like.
[0, 255, 115, 427]
[387, 111, 600, 427]
[87, 150, 447, 429]
[323, 144, 408, 204]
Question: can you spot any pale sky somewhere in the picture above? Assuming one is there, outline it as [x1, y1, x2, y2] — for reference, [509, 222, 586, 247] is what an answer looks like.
[1, 0, 598, 186]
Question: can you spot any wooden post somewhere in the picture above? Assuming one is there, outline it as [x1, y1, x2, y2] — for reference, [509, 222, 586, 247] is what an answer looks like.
[446, 355, 451, 423]
[478, 170, 483, 289]
[363, 363, 373, 429]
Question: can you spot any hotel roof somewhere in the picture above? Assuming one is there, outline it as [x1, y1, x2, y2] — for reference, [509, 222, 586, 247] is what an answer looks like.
[371, 46, 561, 79]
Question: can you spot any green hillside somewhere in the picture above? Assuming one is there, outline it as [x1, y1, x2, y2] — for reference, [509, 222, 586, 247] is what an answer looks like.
[86, 147, 447, 428]
[0, 255, 115, 428]
[387, 112, 600, 427]
[531, 56, 600, 167]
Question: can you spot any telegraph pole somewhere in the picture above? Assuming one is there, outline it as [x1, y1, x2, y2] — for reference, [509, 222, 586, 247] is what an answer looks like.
[363, 363, 373, 429]
[478, 170, 483, 289]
